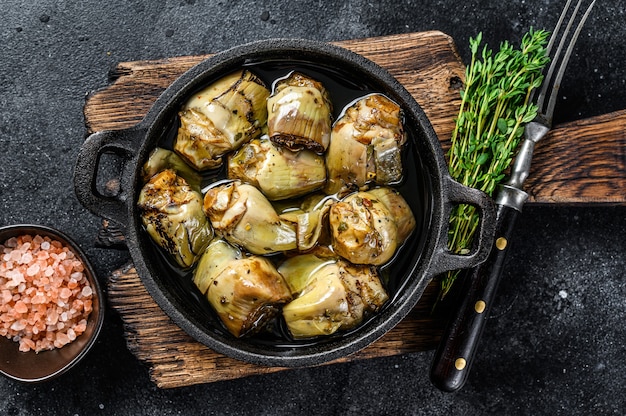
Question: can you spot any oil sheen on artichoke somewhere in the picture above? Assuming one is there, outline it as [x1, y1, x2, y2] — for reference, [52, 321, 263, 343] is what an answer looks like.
[137, 59, 432, 348]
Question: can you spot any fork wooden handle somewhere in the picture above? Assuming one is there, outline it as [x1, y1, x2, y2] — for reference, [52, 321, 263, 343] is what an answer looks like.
[430, 204, 519, 392]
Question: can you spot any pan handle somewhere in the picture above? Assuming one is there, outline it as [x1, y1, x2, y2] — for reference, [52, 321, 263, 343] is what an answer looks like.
[73, 128, 143, 230]
[429, 176, 496, 277]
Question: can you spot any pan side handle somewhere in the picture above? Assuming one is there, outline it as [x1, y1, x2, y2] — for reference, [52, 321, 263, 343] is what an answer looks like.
[428, 176, 496, 277]
[73, 128, 143, 231]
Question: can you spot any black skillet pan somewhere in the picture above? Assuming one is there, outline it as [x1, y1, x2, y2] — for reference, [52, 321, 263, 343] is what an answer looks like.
[73, 38, 495, 367]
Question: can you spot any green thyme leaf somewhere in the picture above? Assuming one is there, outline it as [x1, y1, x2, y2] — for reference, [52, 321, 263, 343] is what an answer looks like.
[439, 28, 550, 301]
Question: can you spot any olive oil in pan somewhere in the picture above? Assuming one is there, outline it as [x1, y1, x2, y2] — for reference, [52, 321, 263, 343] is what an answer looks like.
[147, 60, 433, 348]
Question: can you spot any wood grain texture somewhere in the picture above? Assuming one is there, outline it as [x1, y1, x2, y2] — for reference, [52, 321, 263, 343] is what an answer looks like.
[526, 111, 626, 204]
[84, 31, 465, 145]
[85, 31, 625, 388]
[108, 264, 445, 389]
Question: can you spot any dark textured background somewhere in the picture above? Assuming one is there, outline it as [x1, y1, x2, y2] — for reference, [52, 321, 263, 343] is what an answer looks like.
[1, 1, 624, 415]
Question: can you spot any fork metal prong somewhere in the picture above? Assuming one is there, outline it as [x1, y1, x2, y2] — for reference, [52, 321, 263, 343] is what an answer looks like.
[534, 0, 579, 114]
[534, 0, 596, 126]
[502, 0, 595, 193]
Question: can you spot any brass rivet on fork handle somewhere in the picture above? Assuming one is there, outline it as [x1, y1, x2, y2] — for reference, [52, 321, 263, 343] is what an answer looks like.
[430, 0, 597, 393]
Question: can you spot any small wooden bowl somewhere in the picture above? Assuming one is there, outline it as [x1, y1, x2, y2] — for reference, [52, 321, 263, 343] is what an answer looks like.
[0, 224, 104, 383]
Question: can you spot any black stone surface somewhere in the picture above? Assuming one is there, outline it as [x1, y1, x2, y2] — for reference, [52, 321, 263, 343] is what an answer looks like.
[1, 1, 624, 415]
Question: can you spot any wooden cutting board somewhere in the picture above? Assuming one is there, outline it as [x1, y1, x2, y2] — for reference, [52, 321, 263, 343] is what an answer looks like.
[83, 31, 626, 389]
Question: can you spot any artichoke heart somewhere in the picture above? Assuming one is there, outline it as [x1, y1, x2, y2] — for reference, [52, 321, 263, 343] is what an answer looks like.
[193, 238, 292, 337]
[324, 93, 406, 195]
[368, 186, 416, 243]
[174, 69, 270, 170]
[329, 191, 398, 266]
[203, 180, 297, 255]
[267, 72, 333, 153]
[142, 147, 202, 192]
[137, 169, 213, 269]
[227, 135, 326, 200]
[278, 193, 336, 252]
[279, 254, 388, 339]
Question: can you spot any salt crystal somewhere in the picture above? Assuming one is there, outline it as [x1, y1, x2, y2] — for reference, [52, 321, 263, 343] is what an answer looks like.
[14, 301, 28, 314]
[46, 309, 59, 325]
[19, 252, 33, 264]
[19, 338, 34, 352]
[10, 250, 22, 262]
[81, 286, 93, 297]
[5, 277, 19, 289]
[67, 327, 76, 341]
[56, 332, 70, 345]
[31, 293, 46, 304]
[74, 319, 86, 333]
[13, 270, 25, 283]
[26, 263, 40, 276]
[41, 241, 50, 250]
[10, 320, 26, 331]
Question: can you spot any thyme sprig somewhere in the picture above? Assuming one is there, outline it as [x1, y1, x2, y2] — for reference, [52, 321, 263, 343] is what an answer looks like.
[440, 29, 550, 299]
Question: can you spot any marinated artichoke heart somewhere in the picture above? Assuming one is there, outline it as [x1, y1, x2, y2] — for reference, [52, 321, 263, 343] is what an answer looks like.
[203, 180, 297, 255]
[329, 191, 398, 266]
[142, 147, 202, 192]
[267, 71, 333, 153]
[278, 193, 336, 252]
[174, 69, 270, 170]
[193, 238, 292, 337]
[324, 93, 406, 195]
[279, 254, 389, 339]
[227, 135, 326, 201]
[137, 169, 213, 269]
[368, 186, 416, 242]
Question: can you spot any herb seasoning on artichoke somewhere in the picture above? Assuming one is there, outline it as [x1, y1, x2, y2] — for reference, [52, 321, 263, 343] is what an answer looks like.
[324, 93, 406, 195]
[193, 238, 292, 338]
[138, 169, 213, 269]
[267, 71, 333, 153]
[227, 135, 327, 201]
[202, 180, 298, 255]
[174, 70, 270, 170]
[278, 253, 388, 339]
[441, 29, 550, 299]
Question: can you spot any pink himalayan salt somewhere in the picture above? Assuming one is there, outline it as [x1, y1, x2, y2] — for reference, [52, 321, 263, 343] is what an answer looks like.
[0, 234, 94, 353]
